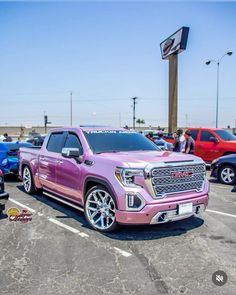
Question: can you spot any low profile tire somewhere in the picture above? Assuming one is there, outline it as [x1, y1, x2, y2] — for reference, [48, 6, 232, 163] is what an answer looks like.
[22, 166, 36, 194]
[218, 165, 236, 185]
[84, 185, 118, 232]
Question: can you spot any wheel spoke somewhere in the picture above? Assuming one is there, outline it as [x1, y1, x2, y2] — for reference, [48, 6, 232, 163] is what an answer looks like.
[90, 210, 99, 219]
[97, 191, 104, 202]
[92, 193, 98, 202]
[94, 215, 101, 225]
[100, 215, 105, 228]
[87, 206, 97, 211]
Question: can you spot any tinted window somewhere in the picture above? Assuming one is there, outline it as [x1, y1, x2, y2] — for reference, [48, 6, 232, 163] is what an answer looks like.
[200, 131, 215, 142]
[64, 133, 83, 154]
[83, 130, 159, 154]
[214, 130, 236, 141]
[47, 133, 65, 153]
[190, 130, 199, 141]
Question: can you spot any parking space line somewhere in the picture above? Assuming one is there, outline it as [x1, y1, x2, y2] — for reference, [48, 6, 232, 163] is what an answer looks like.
[9, 198, 36, 213]
[8, 198, 132, 257]
[113, 247, 132, 257]
[48, 217, 89, 237]
[206, 209, 236, 219]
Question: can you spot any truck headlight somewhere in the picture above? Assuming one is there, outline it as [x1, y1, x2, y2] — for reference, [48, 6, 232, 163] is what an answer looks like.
[115, 167, 144, 187]
[1, 159, 8, 166]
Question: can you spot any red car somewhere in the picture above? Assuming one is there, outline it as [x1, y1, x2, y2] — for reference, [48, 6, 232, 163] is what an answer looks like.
[186, 128, 236, 163]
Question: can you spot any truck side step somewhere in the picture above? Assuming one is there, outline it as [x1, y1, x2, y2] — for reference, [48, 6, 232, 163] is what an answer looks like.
[43, 191, 84, 212]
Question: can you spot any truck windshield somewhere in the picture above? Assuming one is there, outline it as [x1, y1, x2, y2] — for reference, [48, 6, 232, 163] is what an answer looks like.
[83, 130, 159, 154]
[214, 130, 236, 141]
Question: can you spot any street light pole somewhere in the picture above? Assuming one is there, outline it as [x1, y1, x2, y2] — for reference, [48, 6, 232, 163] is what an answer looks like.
[206, 51, 233, 128]
[216, 61, 220, 128]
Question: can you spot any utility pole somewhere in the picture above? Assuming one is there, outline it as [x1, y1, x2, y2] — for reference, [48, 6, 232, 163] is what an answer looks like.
[70, 92, 73, 126]
[44, 113, 51, 133]
[132, 97, 138, 130]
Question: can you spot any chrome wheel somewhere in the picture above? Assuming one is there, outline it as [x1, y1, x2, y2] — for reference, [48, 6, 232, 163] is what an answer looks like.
[23, 167, 32, 193]
[85, 189, 116, 231]
[220, 167, 235, 184]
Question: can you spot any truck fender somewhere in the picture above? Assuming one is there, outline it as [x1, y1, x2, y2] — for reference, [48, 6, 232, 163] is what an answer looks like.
[83, 177, 118, 208]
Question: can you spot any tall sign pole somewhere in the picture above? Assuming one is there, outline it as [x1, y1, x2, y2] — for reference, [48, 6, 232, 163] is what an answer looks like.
[169, 54, 178, 133]
[160, 27, 189, 134]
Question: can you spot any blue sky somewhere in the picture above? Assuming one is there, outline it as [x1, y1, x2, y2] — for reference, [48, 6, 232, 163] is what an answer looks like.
[0, 1, 236, 128]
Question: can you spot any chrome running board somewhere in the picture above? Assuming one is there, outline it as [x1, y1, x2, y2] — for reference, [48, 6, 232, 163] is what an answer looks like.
[43, 191, 84, 212]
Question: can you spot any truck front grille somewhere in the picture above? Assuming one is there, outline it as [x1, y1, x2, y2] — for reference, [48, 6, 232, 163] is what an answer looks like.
[151, 163, 205, 198]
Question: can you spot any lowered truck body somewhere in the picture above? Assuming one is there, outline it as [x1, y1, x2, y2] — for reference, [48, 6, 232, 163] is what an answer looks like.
[19, 127, 209, 232]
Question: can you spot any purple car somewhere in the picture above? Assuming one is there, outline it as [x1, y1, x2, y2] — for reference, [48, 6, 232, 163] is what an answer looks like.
[19, 127, 209, 232]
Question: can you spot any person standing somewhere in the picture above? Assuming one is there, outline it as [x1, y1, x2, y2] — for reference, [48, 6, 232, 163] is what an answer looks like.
[183, 130, 195, 154]
[154, 131, 168, 150]
[173, 129, 185, 152]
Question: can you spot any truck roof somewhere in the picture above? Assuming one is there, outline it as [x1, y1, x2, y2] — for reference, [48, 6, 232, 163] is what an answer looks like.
[48, 126, 127, 133]
[187, 127, 224, 131]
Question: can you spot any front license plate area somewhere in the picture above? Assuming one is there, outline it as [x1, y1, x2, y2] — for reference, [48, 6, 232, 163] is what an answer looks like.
[178, 202, 193, 215]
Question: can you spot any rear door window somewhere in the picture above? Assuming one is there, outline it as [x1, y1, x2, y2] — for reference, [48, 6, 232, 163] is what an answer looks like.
[46, 132, 65, 153]
[200, 131, 215, 142]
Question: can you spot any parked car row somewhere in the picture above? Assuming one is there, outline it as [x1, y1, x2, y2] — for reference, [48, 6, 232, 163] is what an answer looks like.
[0, 127, 235, 221]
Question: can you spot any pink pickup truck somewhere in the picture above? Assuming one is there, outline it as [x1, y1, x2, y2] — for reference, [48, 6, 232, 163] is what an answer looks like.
[19, 126, 209, 232]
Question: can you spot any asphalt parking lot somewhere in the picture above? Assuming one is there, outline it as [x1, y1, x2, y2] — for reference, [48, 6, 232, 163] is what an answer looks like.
[0, 172, 236, 294]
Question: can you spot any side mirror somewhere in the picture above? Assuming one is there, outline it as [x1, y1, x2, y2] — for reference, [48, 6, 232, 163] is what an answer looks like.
[209, 137, 219, 143]
[61, 148, 83, 163]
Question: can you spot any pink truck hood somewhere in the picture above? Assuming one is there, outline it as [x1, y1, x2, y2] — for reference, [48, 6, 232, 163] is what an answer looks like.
[94, 151, 201, 168]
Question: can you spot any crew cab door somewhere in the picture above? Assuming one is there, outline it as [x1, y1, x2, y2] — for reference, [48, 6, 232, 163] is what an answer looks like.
[198, 130, 220, 162]
[54, 132, 84, 204]
[38, 132, 66, 191]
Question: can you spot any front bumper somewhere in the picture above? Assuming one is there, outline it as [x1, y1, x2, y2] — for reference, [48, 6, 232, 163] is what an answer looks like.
[0, 192, 9, 211]
[115, 194, 208, 225]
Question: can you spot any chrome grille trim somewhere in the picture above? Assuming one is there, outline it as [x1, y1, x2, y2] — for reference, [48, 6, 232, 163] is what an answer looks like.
[144, 160, 206, 198]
